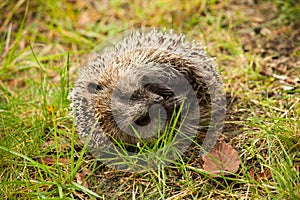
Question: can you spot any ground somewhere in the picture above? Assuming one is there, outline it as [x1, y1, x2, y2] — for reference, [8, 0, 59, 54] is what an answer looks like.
[0, 0, 299, 199]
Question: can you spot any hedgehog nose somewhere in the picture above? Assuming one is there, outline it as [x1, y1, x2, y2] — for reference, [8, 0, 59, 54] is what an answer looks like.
[153, 96, 164, 104]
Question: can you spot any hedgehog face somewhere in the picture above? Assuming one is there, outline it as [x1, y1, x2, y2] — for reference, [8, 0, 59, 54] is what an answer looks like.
[91, 67, 189, 143]
[111, 83, 165, 128]
[128, 87, 164, 126]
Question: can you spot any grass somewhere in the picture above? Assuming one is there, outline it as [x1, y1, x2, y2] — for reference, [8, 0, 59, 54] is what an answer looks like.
[0, 0, 299, 199]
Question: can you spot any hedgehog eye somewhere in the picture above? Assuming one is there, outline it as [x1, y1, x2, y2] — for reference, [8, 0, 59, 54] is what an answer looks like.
[87, 82, 103, 93]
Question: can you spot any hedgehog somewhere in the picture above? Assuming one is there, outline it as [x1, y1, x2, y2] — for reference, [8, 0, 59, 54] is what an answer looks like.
[69, 28, 226, 157]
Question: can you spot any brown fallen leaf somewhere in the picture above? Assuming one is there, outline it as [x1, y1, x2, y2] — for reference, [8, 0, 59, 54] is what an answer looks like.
[249, 168, 272, 181]
[6, 78, 26, 89]
[202, 142, 240, 177]
[75, 168, 91, 188]
[78, 10, 101, 28]
[37, 157, 69, 165]
[249, 168, 255, 179]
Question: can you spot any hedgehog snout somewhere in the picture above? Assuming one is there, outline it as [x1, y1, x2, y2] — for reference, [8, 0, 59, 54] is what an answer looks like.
[152, 95, 164, 104]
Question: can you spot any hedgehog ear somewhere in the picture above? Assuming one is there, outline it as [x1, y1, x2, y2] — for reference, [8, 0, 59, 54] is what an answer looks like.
[87, 82, 103, 93]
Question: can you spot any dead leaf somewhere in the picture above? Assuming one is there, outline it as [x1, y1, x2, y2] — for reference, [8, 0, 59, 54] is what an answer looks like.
[37, 157, 69, 165]
[249, 168, 255, 179]
[249, 168, 272, 181]
[251, 16, 265, 23]
[6, 78, 26, 89]
[78, 10, 101, 28]
[76, 168, 91, 188]
[202, 142, 240, 177]
[273, 26, 290, 35]
[258, 169, 272, 181]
